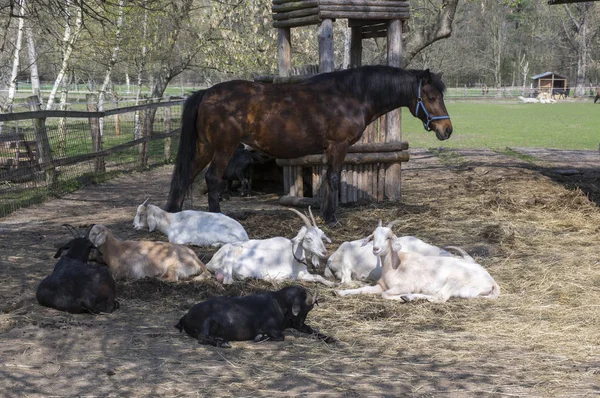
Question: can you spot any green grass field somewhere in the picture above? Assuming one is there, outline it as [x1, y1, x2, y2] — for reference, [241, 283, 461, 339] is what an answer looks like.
[402, 100, 600, 150]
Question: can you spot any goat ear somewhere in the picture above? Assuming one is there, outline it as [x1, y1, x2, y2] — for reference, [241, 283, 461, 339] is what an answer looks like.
[147, 212, 157, 232]
[391, 237, 403, 252]
[292, 298, 301, 317]
[361, 234, 373, 247]
[54, 244, 69, 258]
[94, 230, 107, 246]
[322, 233, 332, 244]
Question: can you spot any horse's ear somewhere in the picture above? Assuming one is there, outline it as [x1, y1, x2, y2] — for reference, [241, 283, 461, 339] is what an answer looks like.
[421, 69, 432, 85]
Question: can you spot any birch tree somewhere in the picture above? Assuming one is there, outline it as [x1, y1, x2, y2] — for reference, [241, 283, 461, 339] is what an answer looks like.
[1, 0, 26, 114]
[45, 0, 83, 110]
[25, 18, 42, 105]
[561, 3, 599, 97]
[98, 0, 124, 134]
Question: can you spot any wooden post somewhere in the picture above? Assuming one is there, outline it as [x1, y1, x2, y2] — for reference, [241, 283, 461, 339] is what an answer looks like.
[27, 96, 56, 185]
[278, 28, 292, 77]
[318, 19, 334, 73]
[384, 19, 402, 200]
[86, 94, 105, 173]
[295, 166, 304, 197]
[283, 166, 291, 195]
[163, 96, 172, 163]
[113, 93, 121, 136]
[340, 168, 348, 204]
[350, 26, 362, 68]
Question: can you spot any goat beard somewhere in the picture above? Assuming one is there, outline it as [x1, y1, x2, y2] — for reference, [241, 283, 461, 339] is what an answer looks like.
[310, 254, 321, 270]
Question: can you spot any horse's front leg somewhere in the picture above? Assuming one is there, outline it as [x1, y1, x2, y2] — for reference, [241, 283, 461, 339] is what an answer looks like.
[206, 150, 236, 213]
[321, 142, 349, 224]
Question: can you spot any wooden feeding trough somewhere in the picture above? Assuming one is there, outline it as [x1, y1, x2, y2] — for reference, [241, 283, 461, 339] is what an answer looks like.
[268, 0, 411, 206]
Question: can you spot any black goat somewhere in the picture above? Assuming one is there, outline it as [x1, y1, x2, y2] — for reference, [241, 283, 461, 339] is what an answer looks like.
[221, 145, 263, 199]
[175, 286, 335, 348]
[36, 224, 119, 314]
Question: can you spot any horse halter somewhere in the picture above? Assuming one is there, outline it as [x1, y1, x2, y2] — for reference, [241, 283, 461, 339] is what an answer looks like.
[415, 79, 451, 131]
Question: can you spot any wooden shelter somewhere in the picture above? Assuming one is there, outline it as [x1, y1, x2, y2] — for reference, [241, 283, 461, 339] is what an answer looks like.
[548, 0, 600, 4]
[531, 71, 568, 93]
[269, 0, 411, 206]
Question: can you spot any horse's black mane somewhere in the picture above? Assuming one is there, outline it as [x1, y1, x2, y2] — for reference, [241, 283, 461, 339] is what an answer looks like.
[304, 65, 446, 110]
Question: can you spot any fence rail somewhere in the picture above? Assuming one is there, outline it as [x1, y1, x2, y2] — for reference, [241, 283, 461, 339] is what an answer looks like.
[0, 96, 184, 217]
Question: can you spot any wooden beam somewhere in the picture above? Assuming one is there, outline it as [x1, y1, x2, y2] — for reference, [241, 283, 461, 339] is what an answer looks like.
[318, 19, 335, 73]
[272, 0, 318, 12]
[385, 19, 403, 201]
[278, 28, 292, 77]
[350, 26, 362, 68]
[273, 15, 321, 28]
[319, 0, 409, 6]
[272, 7, 319, 20]
[276, 151, 409, 166]
[319, 10, 410, 19]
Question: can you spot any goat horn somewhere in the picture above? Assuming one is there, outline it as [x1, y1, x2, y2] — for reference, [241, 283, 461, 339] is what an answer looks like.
[289, 208, 311, 229]
[443, 245, 469, 257]
[62, 224, 79, 238]
[142, 197, 150, 206]
[84, 224, 96, 238]
[308, 206, 317, 227]
[378, 219, 382, 227]
[386, 220, 402, 229]
[306, 285, 319, 306]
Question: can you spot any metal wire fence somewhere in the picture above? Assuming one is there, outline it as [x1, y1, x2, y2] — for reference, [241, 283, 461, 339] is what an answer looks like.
[0, 96, 184, 217]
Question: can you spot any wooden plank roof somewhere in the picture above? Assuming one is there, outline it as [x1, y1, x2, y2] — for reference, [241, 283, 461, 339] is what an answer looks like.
[548, 0, 600, 4]
[531, 71, 568, 80]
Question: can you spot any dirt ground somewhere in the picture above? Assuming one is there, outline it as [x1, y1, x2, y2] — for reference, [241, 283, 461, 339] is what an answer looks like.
[1, 147, 599, 397]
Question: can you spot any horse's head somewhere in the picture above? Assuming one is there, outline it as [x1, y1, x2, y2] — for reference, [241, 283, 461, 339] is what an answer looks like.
[408, 70, 453, 141]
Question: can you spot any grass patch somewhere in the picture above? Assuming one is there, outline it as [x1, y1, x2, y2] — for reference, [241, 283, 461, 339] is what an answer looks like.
[428, 147, 466, 166]
[403, 100, 600, 149]
[495, 147, 539, 164]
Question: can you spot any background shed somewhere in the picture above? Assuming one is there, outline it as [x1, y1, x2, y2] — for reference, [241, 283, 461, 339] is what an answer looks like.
[531, 71, 568, 93]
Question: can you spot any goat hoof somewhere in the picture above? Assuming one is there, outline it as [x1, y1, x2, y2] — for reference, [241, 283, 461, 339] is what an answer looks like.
[400, 295, 410, 303]
[219, 341, 232, 348]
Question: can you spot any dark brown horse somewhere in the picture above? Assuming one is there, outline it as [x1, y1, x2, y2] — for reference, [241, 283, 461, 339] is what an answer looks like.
[595, 87, 600, 103]
[166, 65, 453, 223]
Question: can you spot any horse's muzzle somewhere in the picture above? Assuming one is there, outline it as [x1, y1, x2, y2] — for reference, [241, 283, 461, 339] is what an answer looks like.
[434, 121, 453, 141]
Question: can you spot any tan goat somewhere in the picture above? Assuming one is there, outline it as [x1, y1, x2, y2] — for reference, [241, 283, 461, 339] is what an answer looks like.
[88, 224, 211, 281]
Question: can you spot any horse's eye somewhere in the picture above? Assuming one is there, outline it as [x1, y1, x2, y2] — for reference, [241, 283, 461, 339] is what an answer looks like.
[428, 96, 435, 102]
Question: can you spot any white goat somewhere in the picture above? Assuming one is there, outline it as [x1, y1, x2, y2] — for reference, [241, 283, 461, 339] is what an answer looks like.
[325, 234, 465, 284]
[518, 96, 538, 104]
[133, 199, 249, 247]
[88, 224, 211, 281]
[336, 221, 500, 302]
[206, 207, 335, 286]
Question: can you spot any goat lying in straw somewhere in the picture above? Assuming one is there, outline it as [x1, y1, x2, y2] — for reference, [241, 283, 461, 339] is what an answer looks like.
[36, 224, 119, 313]
[134, 198, 249, 247]
[89, 224, 211, 281]
[206, 207, 334, 286]
[336, 220, 500, 302]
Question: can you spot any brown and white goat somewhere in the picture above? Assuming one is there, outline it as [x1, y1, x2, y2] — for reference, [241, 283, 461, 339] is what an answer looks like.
[88, 224, 211, 281]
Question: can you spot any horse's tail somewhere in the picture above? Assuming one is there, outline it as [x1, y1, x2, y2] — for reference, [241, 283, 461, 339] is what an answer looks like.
[166, 90, 208, 212]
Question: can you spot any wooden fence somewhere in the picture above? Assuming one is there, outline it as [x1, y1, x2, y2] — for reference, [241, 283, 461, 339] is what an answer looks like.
[0, 96, 184, 217]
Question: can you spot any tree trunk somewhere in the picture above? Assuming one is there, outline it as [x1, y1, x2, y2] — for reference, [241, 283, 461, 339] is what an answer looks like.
[25, 18, 42, 106]
[134, 5, 148, 141]
[402, 0, 459, 68]
[2, 0, 26, 114]
[56, 71, 72, 157]
[98, 0, 124, 135]
[45, 0, 83, 110]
